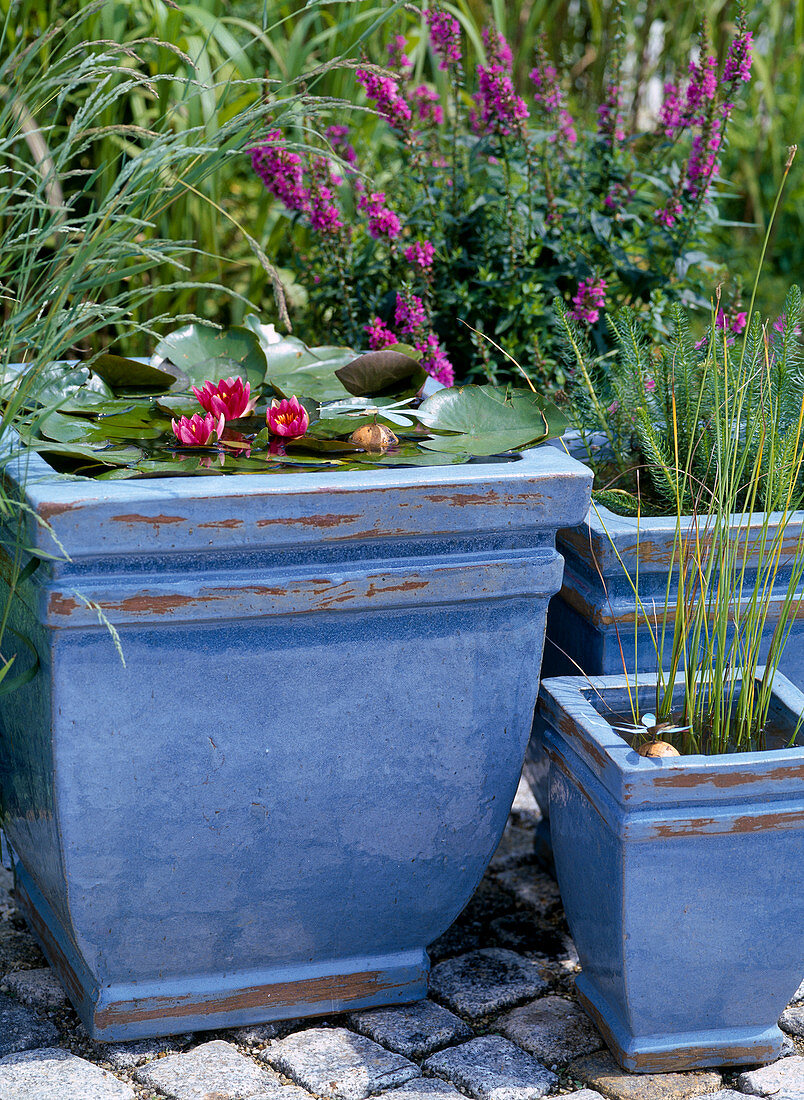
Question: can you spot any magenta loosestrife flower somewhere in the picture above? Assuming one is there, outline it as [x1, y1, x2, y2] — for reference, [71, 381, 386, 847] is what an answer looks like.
[356, 68, 412, 129]
[529, 47, 577, 145]
[659, 82, 683, 137]
[267, 396, 309, 439]
[326, 124, 357, 167]
[773, 313, 803, 336]
[570, 278, 607, 325]
[394, 292, 428, 334]
[404, 240, 436, 269]
[412, 85, 444, 126]
[365, 318, 399, 350]
[473, 27, 528, 137]
[250, 131, 309, 212]
[684, 55, 718, 123]
[357, 191, 402, 239]
[716, 309, 748, 334]
[416, 333, 455, 386]
[724, 30, 754, 84]
[686, 126, 722, 199]
[172, 412, 225, 447]
[655, 198, 683, 227]
[387, 34, 412, 74]
[597, 83, 624, 145]
[192, 377, 257, 420]
[425, 8, 461, 70]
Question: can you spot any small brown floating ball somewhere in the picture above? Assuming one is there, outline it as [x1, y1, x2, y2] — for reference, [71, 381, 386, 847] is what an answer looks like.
[349, 424, 398, 452]
[638, 739, 681, 758]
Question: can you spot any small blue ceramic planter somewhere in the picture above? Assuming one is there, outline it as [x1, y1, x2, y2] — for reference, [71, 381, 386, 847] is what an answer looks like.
[539, 670, 804, 1073]
[0, 444, 591, 1040]
[526, 505, 804, 829]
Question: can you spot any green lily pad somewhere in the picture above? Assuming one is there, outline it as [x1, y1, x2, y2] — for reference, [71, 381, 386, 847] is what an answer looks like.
[90, 354, 178, 391]
[29, 441, 144, 465]
[154, 324, 268, 388]
[416, 386, 567, 455]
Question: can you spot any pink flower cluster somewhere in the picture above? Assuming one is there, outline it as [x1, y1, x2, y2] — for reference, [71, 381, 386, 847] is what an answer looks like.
[529, 50, 576, 145]
[597, 83, 624, 146]
[356, 68, 412, 130]
[425, 8, 461, 71]
[404, 240, 436, 269]
[326, 124, 357, 167]
[473, 28, 528, 137]
[172, 378, 309, 449]
[364, 292, 454, 385]
[570, 277, 607, 325]
[387, 34, 412, 75]
[724, 31, 754, 84]
[358, 191, 402, 239]
[251, 132, 344, 236]
[412, 85, 444, 126]
[716, 308, 748, 334]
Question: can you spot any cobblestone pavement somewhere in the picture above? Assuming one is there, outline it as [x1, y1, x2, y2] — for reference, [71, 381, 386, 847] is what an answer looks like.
[0, 779, 802, 1100]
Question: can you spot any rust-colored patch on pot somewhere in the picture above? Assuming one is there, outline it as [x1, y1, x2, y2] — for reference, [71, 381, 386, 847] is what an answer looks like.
[255, 513, 361, 529]
[197, 519, 244, 530]
[111, 513, 186, 526]
[15, 880, 84, 1006]
[652, 762, 804, 789]
[38, 501, 80, 521]
[365, 580, 429, 597]
[48, 594, 79, 617]
[95, 968, 413, 1027]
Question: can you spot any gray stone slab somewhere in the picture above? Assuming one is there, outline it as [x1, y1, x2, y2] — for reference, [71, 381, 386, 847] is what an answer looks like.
[569, 1051, 721, 1100]
[561, 1092, 606, 1100]
[423, 1034, 558, 1100]
[94, 1033, 193, 1069]
[498, 995, 603, 1065]
[737, 1056, 804, 1098]
[782, 1008, 804, 1036]
[495, 870, 562, 916]
[375, 1080, 464, 1100]
[429, 949, 548, 1021]
[262, 1026, 420, 1100]
[688, 1092, 745, 1100]
[511, 777, 541, 825]
[349, 999, 472, 1058]
[0, 1047, 134, 1100]
[135, 1039, 305, 1100]
[0, 992, 59, 1058]
[793, 981, 804, 1005]
[1, 967, 67, 1009]
[230, 1023, 284, 1045]
[0, 929, 45, 973]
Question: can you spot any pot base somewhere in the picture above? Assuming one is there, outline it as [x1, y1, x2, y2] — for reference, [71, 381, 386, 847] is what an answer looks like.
[576, 973, 784, 1073]
[16, 865, 429, 1041]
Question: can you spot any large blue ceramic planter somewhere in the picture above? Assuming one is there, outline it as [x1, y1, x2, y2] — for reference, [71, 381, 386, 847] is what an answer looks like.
[0, 444, 591, 1040]
[539, 671, 804, 1073]
[526, 505, 804, 826]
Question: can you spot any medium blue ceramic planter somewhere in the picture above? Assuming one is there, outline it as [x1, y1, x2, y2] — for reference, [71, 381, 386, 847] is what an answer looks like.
[539, 670, 804, 1073]
[0, 444, 591, 1040]
[526, 505, 804, 826]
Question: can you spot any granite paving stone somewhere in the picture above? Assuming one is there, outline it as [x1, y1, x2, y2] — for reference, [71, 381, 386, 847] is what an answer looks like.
[737, 1055, 804, 1097]
[0, 1047, 134, 1100]
[135, 1040, 307, 1100]
[349, 999, 472, 1058]
[0, 992, 59, 1058]
[561, 1091, 607, 1100]
[688, 1091, 745, 1100]
[569, 1051, 721, 1100]
[429, 949, 548, 1020]
[230, 1023, 284, 1045]
[793, 981, 804, 1005]
[423, 1034, 558, 1100]
[1, 967, 67, 1009]
[781, 1009, 804, 1038]
[497, 995, 604, 1065]
[494, 870, 562, 916]
[374, 1079, 466, 1100]
[510, 778, 541, 826]
[93, 1033, 193, 1069]
[262, 1026, 421, 1100]
[490, 825, 537, 872]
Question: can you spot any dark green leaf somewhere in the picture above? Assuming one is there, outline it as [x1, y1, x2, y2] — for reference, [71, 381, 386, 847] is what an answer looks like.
[335, 350, 425, 396]
[90, 354, 178, 391]
[416, 386, 567, 455]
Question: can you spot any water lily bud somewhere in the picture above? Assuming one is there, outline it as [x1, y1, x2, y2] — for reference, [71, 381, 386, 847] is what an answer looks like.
[349, 424, 398, 452]
[638, 739, 681, 758]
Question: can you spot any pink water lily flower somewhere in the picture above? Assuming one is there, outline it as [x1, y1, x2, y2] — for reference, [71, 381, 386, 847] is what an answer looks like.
[266, 396, 309, 439]
[171, 412, 225, 447]
[192, 377, 257, 420]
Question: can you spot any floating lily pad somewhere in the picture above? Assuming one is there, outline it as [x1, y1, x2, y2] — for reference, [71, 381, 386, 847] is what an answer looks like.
[335, 350, 426, 397]
[416, 386, 567, 455]
[90, 354, 178, 391]
[154, 324, 268, 388]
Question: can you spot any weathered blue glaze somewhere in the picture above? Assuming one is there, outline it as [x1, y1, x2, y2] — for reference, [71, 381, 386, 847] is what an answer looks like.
[0, 444, 591, 1040]
[526, 505, 804, 824]
[539, 670, 804, 1073]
